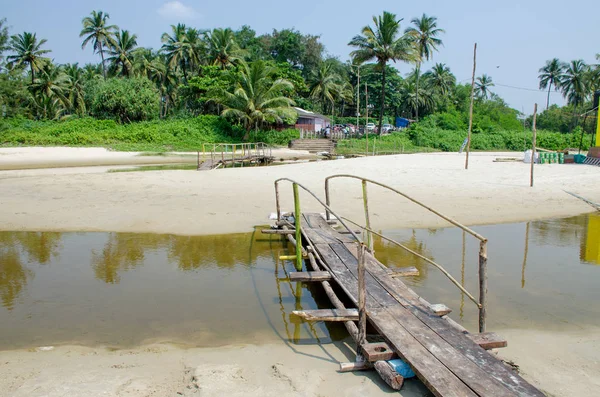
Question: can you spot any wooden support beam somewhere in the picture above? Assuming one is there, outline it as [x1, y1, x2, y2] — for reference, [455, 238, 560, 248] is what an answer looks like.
[362, 342, 397, 362]
[289, 271, 332, 282]
[466, 332, 507, 350]
[291, 309, 358, 322]
[388, 267, 420, 277]
[374, 361, 404, 390]
[338, 361, 371, 372]
[261, 229, 294, 235]
[430, 304, 452, 317]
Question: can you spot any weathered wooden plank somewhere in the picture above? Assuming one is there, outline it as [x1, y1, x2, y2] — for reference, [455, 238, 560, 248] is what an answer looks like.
[467, 332, 508, 350]
[305, 213, 355, 243]
[430, 304, 452, 316]
[341, 241, 545, 397]
[292, 309, 358, 322]
[261, 229, 294, 235]
[369, 309, 478, 397]
[289, 271, 332, 282]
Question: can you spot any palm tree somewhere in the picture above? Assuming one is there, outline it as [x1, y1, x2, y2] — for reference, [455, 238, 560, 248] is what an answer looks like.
[64, 63, 86, 115]
[561, 60, 588, 109]
[0, 18, 9, 67]
[6, 32, 51, 84]
[475, 74, 494, 99]
[30, 64, 70, 103]
[148, 57, 179, 118]
[212, 60, 295, 140]
[405, 14, 444, 121]
[106, 30, 138, 77]
[424, 63, 455, 96]
[538, 58, 565, 110]
[82, 63, 102, 81]
[161, 24, 199, 82]
[308, 62, 343, 114]
[349, 11, 415, 135]
[205, 28, 242, 69]
[131, 48, 156, 79]
[80, 10, 117, 80]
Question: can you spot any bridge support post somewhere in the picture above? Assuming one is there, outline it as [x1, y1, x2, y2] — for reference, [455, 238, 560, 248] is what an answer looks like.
[479, 240, 488, 333]
[293, 183, 303, 271]
[357, 243, 367, 360]
[362, 180, 373, 252]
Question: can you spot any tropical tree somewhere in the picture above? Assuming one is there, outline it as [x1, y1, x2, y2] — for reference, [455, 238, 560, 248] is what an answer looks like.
[106, 30, 138, 77]
[424, 63, 455, 96]
[405, 14, 444, 121]
[205, 28, 243, 69]
[308, 62, 344, 114]
[30, 64, 70, 105]
[64, 63, 87, 115]
[82, 63, 102, 81]
[161, 24, 203, 82]
[80, 10, 117, 80]
[538, 58, 565, 110]
[147, 56, 179, 118]
[0, 18, 9, 67]
[6, 32, 51, 84]
[349, 11, 415, 134]
[475, 74, 494, 99]
[561, 60, 588, 109]
[212, 60, 295, 140]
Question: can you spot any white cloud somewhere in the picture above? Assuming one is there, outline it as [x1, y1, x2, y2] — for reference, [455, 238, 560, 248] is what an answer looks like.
[157, 1, 199, 21]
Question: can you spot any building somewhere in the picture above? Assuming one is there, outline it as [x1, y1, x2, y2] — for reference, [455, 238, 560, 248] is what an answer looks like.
[294, 107, 330, 132]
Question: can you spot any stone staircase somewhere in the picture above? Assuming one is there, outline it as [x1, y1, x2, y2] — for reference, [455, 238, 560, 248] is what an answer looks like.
[289, 139, 335, 153]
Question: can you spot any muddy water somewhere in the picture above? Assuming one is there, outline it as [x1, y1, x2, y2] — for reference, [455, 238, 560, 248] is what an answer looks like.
[1, 214, 599, 350]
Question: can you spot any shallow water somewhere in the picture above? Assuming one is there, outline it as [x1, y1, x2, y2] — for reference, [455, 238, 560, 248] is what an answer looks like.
[1, 213, 599, 350]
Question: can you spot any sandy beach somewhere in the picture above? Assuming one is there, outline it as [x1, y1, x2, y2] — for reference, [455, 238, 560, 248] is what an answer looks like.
[1, 147, 599, 397]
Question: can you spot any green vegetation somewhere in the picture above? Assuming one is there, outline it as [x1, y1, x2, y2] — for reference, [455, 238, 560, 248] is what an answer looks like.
[0, 11, 598, 153]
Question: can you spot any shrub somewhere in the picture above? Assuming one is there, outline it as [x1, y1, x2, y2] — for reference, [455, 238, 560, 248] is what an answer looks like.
[89, 78, 160, 123]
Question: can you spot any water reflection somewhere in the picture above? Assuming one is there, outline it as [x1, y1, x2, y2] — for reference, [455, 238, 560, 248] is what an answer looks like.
[372, 230, 433, 283]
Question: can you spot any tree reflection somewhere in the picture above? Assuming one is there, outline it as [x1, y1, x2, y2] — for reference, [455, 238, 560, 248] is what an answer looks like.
[371, 230, 433, 281]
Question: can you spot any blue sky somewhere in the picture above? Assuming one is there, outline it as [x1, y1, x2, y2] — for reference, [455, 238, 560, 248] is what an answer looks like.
[3, 0, 599, 114]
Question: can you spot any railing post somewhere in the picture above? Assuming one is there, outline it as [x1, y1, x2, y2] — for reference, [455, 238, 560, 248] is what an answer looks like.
[325, 178, 331, 221]
[197, 151, 200, 169]
[362, 180, 373, 252]
[478, 240, 488, 333]
[292, 183, 303, 271]
[275, 181, 281, 221]
[357, 242, 367, 358]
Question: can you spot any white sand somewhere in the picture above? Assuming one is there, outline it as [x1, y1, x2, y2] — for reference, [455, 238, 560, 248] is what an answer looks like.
[1, 147, 599, 397]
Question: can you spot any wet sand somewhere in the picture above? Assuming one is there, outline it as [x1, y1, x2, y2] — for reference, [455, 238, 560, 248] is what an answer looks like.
[1, 147, 599, 396]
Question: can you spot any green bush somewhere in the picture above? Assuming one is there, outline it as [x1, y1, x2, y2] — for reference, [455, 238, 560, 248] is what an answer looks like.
[251, 129, 299, 145]
[89, 78, 160, 123]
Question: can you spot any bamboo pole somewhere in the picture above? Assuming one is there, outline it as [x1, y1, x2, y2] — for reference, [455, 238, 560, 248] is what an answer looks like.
[465, 43, 477, 170]
[361, 180, 373, 252]
[293, 183, 303, 271]
[275, 181, 281, 221]
[478, 240, 488, 333]
[365, 82, 369, 156]
[530, 103, 538, 187]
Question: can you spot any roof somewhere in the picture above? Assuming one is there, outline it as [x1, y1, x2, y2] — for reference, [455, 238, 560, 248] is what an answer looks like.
[294, 107, 330, 121]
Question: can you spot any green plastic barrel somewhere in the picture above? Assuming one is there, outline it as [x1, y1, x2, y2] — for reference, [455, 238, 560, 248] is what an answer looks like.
[559, 153, 564, 164]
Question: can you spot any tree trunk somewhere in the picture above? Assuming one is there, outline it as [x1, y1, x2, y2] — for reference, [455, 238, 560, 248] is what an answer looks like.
[30, 63, 35, 85]
[378, 62, 387, 136]
[415, 63, 420, 121]
[182, 61, 188, 83]
[546, 84, 551, 110]
[100, 46, 107, 80]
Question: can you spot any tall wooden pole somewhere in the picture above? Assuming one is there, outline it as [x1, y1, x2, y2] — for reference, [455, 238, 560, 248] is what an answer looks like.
[465, 43, 477, 170]
[530, 103, 538, 187]
[293, 183, 303, 271]
[356, 65, 360, 133]
[365, 82, 369, 156]
[357, 243, 367, 355]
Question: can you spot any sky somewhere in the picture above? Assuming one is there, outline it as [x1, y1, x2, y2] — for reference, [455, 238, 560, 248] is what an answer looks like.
[3, 0, 599, 114]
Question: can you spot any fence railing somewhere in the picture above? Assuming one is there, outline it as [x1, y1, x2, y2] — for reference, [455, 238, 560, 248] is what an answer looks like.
[197, 142, 272, 168]
[323, 174, 489, 333]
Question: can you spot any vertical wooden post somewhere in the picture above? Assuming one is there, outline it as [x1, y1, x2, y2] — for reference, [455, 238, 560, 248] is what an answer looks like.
[362, 180, 373, 252]
[325, 179, 331, 221]
[522, 222, 530, 289]
[275, 182, 281, 220]
[197, 151, 200, 169]
[357, 243, 367, 356]
[365, 82, 369, 157]
[478, 240, 488, 333]
[530, 103, 538, 187]
[293, 183, 303, 271]
[356, 64, 360, 132]
[465, 43, 477, 170]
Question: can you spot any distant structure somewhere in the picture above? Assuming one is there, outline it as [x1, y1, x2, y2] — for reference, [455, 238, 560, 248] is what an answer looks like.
[294, 107, 330, 132]
[590, 91, 600, 159]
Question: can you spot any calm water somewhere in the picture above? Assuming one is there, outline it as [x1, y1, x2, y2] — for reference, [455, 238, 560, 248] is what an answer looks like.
[1, 214, 599, 350]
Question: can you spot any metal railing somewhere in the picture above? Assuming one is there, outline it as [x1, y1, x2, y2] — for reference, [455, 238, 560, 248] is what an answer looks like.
[324, 174, 489, 333]
[197, 142, 272, 168]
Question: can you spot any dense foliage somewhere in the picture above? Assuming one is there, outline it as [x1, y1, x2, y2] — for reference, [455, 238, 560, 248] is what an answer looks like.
[0, 12, 597, 150]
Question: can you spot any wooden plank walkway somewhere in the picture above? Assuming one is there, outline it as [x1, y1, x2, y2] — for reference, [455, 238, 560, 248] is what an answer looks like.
[300, 213, 545, 397]
[197, 154, 272, 171]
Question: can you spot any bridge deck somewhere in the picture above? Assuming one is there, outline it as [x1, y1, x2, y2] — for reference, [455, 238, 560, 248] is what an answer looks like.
[300, 213, 544, 397]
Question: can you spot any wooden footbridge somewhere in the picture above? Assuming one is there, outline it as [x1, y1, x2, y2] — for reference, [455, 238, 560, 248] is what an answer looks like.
[264, 175, 545, 396]
[197, 142, 273, 170]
